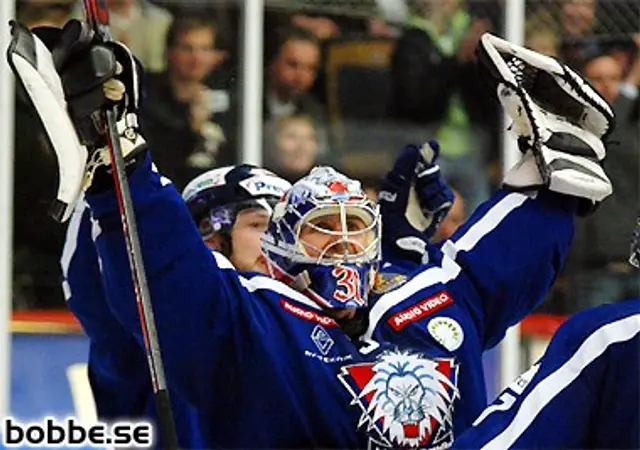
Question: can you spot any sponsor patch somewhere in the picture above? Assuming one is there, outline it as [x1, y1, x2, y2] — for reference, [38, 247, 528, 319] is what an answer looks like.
[239, 176, 290, 197]
[427, 317, 464, 352]
[280, 300, 338, 327]
[387, 291, 453, 331]
[310, 325, 334, 355]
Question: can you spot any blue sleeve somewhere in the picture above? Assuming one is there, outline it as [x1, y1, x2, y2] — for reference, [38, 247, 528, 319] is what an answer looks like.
[61, 200, 151, 419]
[370, 189, 576, 350]
[453, 299, 640, 450]
[85, 154, 260, 408]
[441, 189, 575, 348]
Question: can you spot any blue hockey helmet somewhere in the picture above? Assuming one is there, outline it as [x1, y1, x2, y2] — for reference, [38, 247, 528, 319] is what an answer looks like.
[182, 165, 291, 254]
[262, 166, 381, 309]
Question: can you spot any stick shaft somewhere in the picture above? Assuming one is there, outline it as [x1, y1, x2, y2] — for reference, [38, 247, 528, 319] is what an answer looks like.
[104, 112, 178, 449]
[82, 1, 178, 448]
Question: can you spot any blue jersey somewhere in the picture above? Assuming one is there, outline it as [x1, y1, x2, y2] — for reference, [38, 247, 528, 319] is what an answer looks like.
[77, 154, 575, 448]
[366, 188, 576, 446]
[61, 200, 151, 417]
[61, 200, 206, 448]
[453, 298, 640, 450]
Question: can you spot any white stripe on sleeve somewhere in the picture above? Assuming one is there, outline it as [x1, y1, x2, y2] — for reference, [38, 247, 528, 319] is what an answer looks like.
[60, 199, 88, 301]
[365, 193, 527, 339]
[482, 313, 640, 450]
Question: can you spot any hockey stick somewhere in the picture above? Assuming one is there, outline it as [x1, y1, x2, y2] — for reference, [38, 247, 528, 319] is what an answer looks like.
[81, 1, 178, 448]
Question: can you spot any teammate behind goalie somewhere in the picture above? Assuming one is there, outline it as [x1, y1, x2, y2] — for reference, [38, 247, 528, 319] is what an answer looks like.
[61, 166, 290, 447]
[62, 151, 453, 448]
[10, 20, 616, 448]
[453, 219, 640, 450]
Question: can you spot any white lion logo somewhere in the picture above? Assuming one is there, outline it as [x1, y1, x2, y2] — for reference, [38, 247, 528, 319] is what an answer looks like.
[359, 351, 458, 447]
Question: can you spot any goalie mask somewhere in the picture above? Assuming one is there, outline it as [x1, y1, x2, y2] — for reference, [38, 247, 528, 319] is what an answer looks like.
[182, 165, 291, 256]
[262, 167, 381, 309]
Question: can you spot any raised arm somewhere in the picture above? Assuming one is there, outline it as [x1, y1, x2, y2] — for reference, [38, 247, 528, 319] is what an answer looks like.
[8, 20, 260, 408]
[87, 153, 252, 406]
[372, 33, 616, 347]
[368, 186, 576, 349]
[439, 188, 576, 346]
[61, 199, 151, 419]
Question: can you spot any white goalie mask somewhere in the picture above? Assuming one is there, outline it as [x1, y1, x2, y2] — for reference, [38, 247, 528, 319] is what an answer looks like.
[262, 167, 382, 309]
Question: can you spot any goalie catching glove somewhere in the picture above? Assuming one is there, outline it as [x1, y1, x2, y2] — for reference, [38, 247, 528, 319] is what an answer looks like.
[6, 19, 145, 222]
[476, 33, 615, 209]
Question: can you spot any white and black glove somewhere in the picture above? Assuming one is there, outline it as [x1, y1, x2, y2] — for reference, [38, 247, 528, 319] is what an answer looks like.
[477, 33, 615, 213]
[7, 19, 145, 221]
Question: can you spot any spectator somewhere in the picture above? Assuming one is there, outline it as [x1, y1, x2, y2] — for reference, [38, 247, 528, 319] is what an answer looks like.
[17, 0, 75, 29]
[388, 0, 498, 212]
[560, 0, 596, 38]
[557, 0, 600, 68]
[104, 0, 173, 71]
[554, 0, 638, 70]
[142, 15, 235, 191]
[264, 114, 319, 182]
[266, 26, 329, 156]
[561, 48, 640, 310]
[268, 7, 395, 108]
[525, 9, 560, 58]
[431, 188, 466, 244]
[527, 1, 638, 83]
[584, 52, 625, 103]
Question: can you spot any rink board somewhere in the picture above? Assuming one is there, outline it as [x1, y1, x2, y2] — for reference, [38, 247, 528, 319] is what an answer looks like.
[2, 311, 562, 448]
[10, 333, 89, 421]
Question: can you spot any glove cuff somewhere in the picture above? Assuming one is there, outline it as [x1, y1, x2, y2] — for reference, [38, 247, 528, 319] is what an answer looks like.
[84, 113, 147, 193]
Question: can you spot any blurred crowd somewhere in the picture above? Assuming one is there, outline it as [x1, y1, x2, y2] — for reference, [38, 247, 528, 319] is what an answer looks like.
[12, 0, 639, 315]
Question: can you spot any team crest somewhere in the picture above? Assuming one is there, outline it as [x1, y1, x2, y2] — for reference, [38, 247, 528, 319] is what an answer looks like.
[338, 350, 459, 449]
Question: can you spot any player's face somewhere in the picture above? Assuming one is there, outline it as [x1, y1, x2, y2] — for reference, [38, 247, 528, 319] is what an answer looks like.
[298, 212, 374, 259]
[229, 208, 271, 273]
